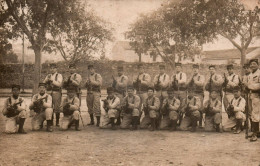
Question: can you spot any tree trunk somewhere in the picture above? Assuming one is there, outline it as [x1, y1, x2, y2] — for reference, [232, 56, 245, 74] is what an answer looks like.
[138, 52, 142, 62]
[33, 48, 42, 94]
[240, 48, 246, 75]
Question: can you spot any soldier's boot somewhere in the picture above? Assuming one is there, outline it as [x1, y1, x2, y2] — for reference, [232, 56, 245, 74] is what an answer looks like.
[234, 120, 242, 134]
[216, 124, 220, 132]
[170, 120, 177, 131]
[46, 120, 53, 132]
[18, 118, 27, 134]
[150, 118, 155, 131]
[131, 116, 138, 131]
[110, 118, 116, 130]
[40, 121, 44, 129]
[199, 112, 203, 128]
[87, 114, 94, 125]
[56, 113, 60, 127]
[115, 116, 121, 126]
[96, 116, 100, 127]
[68, 120, 75, 129]
[190, 118, 197, 132]
[75, 120, 81, 131]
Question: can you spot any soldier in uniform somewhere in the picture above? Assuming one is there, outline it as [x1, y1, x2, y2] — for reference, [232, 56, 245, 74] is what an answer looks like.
[101, 87, 121, 130]
[246, 59, 260, 142]
[187, 64, 205, 128]
[160, 88, 180, 131]
[223, 86, 246, 134]
[63, 63, 82, 102]
[203, 90, 222, 132]
[43, 63, 63, 127]
[60, 86, 81, 131]
[153, 64, 170, 100]
[2, 84, 27, 134]
[223, 64, 240, 112]
[112, 66, 128, 125]
[120, 86, 141, 130]
[30, 83, 53, 132]
[205, 65, 224, 100]
[179, 90, 201, 132]
[86, 64, 102, 127]
[140, 87, 160, 131]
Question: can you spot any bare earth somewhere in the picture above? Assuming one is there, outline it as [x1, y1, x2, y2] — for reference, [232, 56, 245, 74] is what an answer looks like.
[0, 97, 260, 166]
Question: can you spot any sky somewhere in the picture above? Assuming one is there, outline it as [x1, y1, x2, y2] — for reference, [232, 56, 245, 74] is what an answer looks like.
[12, 0, 260, 62]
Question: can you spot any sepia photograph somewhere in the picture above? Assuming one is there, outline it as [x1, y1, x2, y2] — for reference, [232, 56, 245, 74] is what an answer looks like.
[0, 0, 260, 165]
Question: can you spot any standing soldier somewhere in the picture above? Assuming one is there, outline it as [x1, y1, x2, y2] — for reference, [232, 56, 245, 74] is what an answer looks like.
[60, 86, 81, 131]
[43, 63, 63, 127]
[2, 85, 27, 134]
[203, 90, 222, 132]
[179, 90, 201, 132]
[63, 63, 82, 102]
[187, 64, 205, 128]
[101, 87, 121, 130]
[140, 87, 160, 131]
[223, 64, 240, 111]
[112, 65, 128, 125]
[30, 83, 53, 132]
[120, 86, 141, 130]
[223, 86, 246, 134]
[86, 64, 102, 127]
[246, 59, 260, 142]
[160, 88, 180, 130]
[205, 65, 224, 100]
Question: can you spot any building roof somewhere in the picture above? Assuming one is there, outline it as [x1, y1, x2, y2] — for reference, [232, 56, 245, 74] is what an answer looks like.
[203, 47, 258, 60]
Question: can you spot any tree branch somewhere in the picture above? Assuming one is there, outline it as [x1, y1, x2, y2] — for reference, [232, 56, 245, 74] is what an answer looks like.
[219, 31, 242, 51]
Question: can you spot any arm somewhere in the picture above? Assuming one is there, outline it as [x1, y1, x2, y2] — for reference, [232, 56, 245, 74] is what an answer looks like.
[178, 73, 187, 84]
[16, 98, 26, 111]
[212, 74, 224, 86]
[72, 74, 82, 86]
[117, 76, 128, 88]
[169, 99, 180, 111]
[141, 74, 151, 85]
[227, 75, 240, 87]
[149, 97, 160, 111]
[43, 95, 52, 108]
[91, 73, 102, 86]
[70, 97, 80, 111]
[43, 74, 51, 83]
[129, 96, 141, 109]
[212, 100, 222, 113]
[190, 97, 201, 111]
[109, 97, 120, 109]
[233, 98, 246, 112]
[52, 74, 63, 87]
[161, 74, 170, 88]
[194, 75, 205, 86]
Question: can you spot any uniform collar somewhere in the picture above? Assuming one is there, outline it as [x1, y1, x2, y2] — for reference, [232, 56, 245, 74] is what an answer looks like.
[52, 72, 58, 75]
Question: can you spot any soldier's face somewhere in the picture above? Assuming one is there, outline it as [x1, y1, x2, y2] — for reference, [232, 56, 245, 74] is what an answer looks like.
[176, 66, 181, 72]
[50, 67, 57, 74]
[244, 68, 251, 74]
[118, 70, 123, 76]
[210, 92, 217, 99]
[209, 67, 215, 75]
[168, 92, 174, 98]
[67, 91, 75, 98]
[147, 90, 154, 97]
[139, 67, 144, 73]
[194, 68, 199, 74]
[38, 86, 46, 94]
[69, 67, 76, 74]
[89, 68, 95, 74]
[127, 89, 134, 96]
[227, 68, 233, 75]
[234, 91, 241, 98]
[250, 62, 258, 71]
[108, 92, 114, 98]
[12, 88, 20, 96]
[159, 68, 165, 74]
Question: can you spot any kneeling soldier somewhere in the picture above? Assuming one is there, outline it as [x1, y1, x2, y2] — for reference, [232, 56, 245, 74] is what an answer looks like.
[30, 83, 53, 132]
[203, 90, 222, 132]
[160, 88, 181, 131]
[102, 87, 121, 130]
[180, 91, 201, 132]
[60, 86, 81, 131]
[140, 87, 160, 131]
[120, 86, 141, 130]
[3, 84, 27, 134]
[223, 86, 246, 134]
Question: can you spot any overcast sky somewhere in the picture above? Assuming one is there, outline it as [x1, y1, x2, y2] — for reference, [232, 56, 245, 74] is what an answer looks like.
[13, 0, 260, 62]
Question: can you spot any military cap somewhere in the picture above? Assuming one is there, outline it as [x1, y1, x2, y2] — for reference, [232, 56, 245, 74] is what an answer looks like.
[249, 59, 258, 65]
[67, 86, 76, 92]
[117, 66, 124, 71]
[147, 86, 154, 92]
[127, 85, 134, 90]
[233, 86, 241, 92]
[11, 84, 21, 90]
[49, 63, 57, 68]
[175, 63, 182, 67]
[38, 82, 46, 87]
[208, 65, 216, 69]
[107, 87, 114, 93]
[69, 63, 76, 68]
[159, 64, 165, 69]
[192, 64, 199, 68]
[88, 64, 94, 69]
[226, 64, 233, 69]
[167, 87, 174, 94]
[243, 63, 249, 69]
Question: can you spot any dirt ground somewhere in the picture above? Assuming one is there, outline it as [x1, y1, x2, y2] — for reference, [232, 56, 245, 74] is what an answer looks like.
[0, 97, 260, 166]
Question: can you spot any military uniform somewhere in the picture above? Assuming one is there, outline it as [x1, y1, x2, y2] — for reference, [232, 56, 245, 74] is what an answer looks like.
[3, 86, 27, 134]
[159, 96, 180, 130]
[203, 97, 222, 132]
[100, 87, 121, 130]
[43, 63, 63, 126]
[153, 73, 170, 99]
[86, 65, 102, 126]
[60, 94, 80, 131]
[120, 94, 141, 129]
[247, 59, 260, 141]
[140, 95, 160, 130]
[180, 96, 201, 132]
[30, 92, 53, 131]
[223, 95, 246, 133]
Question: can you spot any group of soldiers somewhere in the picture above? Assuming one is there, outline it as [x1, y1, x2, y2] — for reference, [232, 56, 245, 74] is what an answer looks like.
[2, 58, 260, 142]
